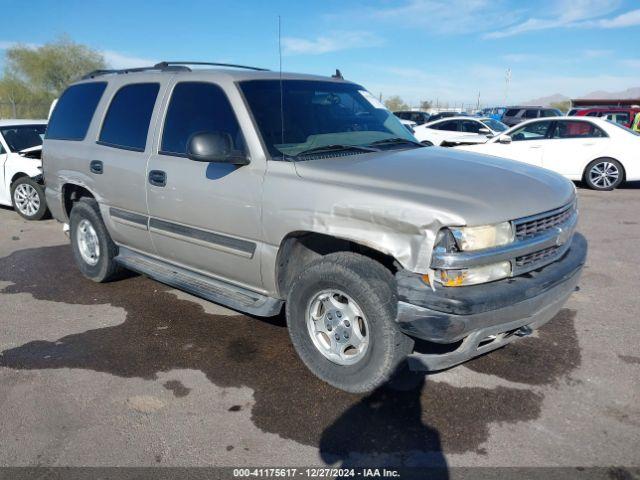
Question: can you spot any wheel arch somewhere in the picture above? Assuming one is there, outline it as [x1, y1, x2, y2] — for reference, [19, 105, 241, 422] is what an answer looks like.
[274, 231, 399, 299]
[62, 183, 97, 219]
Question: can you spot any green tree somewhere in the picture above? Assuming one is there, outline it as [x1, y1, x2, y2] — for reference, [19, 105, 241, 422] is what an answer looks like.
[550, 100, 571, 113]
[0, 36, 105, 118]
[384, 95, 409, 112]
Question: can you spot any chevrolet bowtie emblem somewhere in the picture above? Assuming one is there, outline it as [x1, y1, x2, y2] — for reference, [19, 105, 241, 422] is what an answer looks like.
[555, 226, 571, 246]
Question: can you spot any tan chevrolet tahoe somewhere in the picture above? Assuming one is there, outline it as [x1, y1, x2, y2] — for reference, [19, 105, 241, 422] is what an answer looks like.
[43, 62, 586, 392]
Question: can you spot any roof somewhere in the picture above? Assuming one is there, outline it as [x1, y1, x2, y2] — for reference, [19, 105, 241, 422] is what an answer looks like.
[0, 119, 47, 127]
[572, 98, 640, 107]
[77, 62, 353, 85]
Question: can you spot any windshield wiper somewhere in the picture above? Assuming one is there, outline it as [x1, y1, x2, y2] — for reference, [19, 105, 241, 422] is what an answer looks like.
[367, 137, 424, 148]
[294, 144, 379, 158]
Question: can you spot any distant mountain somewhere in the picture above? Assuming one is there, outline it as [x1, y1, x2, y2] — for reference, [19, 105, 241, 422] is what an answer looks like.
[523, 94, 569, 106]
[523, 87, 640, 106]
[581, 87, 640, 99]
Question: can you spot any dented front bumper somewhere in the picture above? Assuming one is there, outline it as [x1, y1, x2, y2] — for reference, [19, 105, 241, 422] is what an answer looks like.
[395, 233, 587, 371]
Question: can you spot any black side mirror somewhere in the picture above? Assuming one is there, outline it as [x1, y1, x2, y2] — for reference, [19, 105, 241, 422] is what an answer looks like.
[187, 132, 249, 165]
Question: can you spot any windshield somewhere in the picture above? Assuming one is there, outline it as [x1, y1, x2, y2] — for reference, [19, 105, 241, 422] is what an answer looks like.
[0, 124, 46, 152]
[239, 80, 416, 159]
[482, 118, 508, 132]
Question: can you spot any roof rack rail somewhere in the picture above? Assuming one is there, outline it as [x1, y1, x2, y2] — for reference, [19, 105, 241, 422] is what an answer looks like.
[153, 61, 270, 71]
[81, 64, 189, 80]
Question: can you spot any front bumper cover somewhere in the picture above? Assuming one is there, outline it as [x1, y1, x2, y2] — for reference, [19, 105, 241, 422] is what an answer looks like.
[396, 233, 587, 371]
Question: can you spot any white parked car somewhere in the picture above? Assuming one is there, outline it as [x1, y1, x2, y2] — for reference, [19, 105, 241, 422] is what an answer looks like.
[413, 116, 508, 146]
[398, 118, 417, 133]
[456, 117, 640, 190]
[0, 120, 49, 219]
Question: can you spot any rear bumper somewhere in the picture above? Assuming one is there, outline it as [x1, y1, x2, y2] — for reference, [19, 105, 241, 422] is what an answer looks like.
[396, 233, 586, 371]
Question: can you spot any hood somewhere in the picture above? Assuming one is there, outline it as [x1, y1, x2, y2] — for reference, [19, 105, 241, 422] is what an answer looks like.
[293, 146, 575, 226]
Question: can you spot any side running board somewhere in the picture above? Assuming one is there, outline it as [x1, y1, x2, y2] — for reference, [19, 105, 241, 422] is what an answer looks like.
[115, 247, 283, 317]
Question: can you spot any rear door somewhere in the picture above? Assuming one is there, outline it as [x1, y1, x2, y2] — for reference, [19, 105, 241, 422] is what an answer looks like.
[91, 77, 166, 254]
[542, 120, 609, 177]
[0, 135, 8, 205]
[145, 78, 264, 290]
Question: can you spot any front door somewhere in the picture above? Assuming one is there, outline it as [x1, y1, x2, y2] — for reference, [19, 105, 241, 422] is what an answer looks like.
[145, 80, 264, 291]
[480, 120, 553, 167]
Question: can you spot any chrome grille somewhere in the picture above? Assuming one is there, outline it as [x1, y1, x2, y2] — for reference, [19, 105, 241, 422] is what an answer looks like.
[515, 245, 561, 268]
[515, 203, 575, 240]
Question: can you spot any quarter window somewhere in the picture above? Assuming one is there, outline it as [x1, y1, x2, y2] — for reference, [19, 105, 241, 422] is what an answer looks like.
[99, 83, 160, 151]
[552, 121, 607, 139]
[511, 121, 552, 141]
[161, 82, 245, 156]
[46, 82, 107, 141]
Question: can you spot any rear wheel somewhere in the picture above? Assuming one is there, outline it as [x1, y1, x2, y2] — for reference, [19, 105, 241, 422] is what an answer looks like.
[286, 252, 414, 393]
[69, 198, 122, 282]
[584, 158, 624, 190]
[11, 177, 49, 220]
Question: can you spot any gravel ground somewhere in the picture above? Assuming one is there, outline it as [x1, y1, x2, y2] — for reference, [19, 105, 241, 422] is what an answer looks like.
[0, 183, 639, 472]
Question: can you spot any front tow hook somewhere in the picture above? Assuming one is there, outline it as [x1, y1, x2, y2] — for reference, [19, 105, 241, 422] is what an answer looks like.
[515, 325, 533, 337]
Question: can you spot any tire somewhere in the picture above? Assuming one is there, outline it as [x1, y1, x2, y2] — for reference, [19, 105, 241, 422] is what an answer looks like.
[421, 141, 434, 147]
[285, 252, 414, 393]
[10, 176, 49, 221]
[69, 198, 122, 282]
[583, 158, 624, 190]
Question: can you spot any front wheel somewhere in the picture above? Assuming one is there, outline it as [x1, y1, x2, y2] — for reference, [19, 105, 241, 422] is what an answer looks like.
[286, 252, 414, 393]
[10, 177, 49, 220]
[584, 158, 624, 190]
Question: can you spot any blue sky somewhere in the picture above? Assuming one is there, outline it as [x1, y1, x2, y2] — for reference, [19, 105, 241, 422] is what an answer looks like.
[2, 0, 639, 106]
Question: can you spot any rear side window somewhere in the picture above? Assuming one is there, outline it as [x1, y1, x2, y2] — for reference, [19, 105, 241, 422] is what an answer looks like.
[552, 121, 607, 139]
[523, 109, 538, 118]
[504, 109, 520, 117]
[433, 120, 459, 131]
[99, 83, 160, 151]
[161, 82, 244, 156]
[46, 82, 107, 141]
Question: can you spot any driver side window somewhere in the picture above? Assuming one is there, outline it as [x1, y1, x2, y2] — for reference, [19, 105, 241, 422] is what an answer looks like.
[511, 121, 552, 141]
[461, 120, 481, 133]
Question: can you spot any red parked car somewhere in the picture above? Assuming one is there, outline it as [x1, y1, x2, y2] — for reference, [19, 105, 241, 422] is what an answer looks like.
[572, 107, 640, 128]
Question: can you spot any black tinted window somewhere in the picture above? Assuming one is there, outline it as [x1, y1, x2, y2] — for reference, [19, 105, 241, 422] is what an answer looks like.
[161, 82, 244, 156]
[46, 82, 107, 140]
[461, 120, 481, 133]
[511, 121, 552, 141]
[434, 120, 459, 131]
[0, 124, 46, 152]
[523, 109, 538, 118]
[504, 109, 520, 117]
[99, 83, 159, 151]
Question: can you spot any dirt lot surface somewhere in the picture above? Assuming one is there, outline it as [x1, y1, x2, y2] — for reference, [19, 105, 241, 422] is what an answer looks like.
[0, 184, 639, 471]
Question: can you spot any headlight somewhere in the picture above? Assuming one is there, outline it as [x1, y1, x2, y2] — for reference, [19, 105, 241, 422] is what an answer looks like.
[437, 261, 511, 287]
[450, 222, 514, 251]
